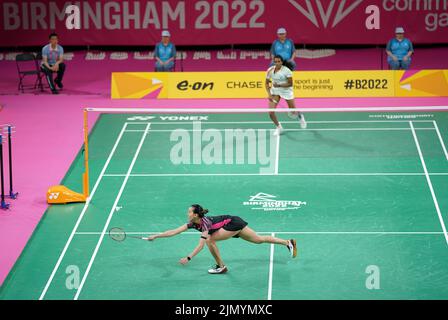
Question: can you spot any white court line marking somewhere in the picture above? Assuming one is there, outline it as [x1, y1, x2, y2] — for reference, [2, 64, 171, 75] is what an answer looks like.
[268, 232, 275, 301]
[86, 106, 448, 113]
[74, 123, 151, 300]
[123, 128, 436, 132]
[126, 120, 435, 125]
[433, 121, 448, 161]
[274, 134, 280, 175]
[75, 231, 445, 235]
[102, 173, 448, 177]
[39, 123, 129, 300]
[410, 121, 448, 246]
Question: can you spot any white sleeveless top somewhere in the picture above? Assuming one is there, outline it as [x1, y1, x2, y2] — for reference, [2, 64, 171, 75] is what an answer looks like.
[266, 65, 294, 100]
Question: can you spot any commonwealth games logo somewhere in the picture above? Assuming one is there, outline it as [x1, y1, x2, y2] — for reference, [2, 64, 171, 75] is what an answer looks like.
[243, 192, 307, 212]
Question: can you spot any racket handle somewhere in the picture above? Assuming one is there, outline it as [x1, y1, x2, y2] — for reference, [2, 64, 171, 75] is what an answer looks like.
[128, 235, 147, 240]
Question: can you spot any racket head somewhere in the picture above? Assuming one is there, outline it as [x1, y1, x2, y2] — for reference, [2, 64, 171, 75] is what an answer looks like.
[109, 227, 126, 242]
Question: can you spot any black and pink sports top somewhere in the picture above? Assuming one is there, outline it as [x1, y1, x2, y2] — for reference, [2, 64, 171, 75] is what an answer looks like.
[187, 215, 232, 233]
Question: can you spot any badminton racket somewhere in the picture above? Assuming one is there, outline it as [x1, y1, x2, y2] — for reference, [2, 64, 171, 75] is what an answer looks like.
[109, 227, 148, 242]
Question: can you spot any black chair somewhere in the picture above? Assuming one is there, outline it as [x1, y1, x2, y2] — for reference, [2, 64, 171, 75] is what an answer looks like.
[34, 52, 49, 89]
[16, 53, 43, 93]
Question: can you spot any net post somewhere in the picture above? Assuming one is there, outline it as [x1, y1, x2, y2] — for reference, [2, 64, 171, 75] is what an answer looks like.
[83, 109, 90, 198]
[0, 134, 10, 210]
[7, 125, 18, 199]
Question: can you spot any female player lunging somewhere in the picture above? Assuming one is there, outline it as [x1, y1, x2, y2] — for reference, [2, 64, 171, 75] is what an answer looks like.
[266, 55, 306, 136]
[146, 204, 298, 274]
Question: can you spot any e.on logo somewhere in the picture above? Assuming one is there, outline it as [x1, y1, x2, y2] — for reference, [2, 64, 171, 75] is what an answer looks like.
[177, 80, 215, 91]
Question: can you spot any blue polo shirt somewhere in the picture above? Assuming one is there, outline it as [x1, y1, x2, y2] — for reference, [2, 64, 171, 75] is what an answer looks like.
[154, 42, 176, 62]
[386, 38, 414, 60]
[270, 39, 295, 61]
[42, 44, 64, 65]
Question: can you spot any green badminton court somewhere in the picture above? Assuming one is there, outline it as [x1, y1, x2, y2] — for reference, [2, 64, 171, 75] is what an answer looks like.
[1, 111, 448, 300]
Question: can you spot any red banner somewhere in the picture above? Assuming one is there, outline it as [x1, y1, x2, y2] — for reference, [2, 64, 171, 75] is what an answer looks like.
[0, 0, 447, 47]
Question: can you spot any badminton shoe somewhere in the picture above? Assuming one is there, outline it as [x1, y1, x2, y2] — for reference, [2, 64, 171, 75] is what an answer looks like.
[273, 125, 284, 136]
[299, 114, 307, 129]
[208, 265, 228, 274]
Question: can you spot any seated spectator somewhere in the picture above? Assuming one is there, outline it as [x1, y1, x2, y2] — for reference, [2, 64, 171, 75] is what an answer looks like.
[386, 27, 414, 70]
[155, 30, 176, 72]
[41, 32, 65, 94]
[270, 28, 296, 70]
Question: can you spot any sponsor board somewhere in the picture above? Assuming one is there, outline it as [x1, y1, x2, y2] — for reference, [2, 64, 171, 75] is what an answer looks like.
[112, 70, 448, 99]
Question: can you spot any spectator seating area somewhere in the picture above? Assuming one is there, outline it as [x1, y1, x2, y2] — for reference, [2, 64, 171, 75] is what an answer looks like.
[1, 46, 448, 96]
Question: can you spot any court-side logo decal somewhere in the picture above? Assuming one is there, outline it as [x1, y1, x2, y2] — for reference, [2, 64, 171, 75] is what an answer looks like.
[126, 116, 210, 121]
[289, 0, 364, 28]
[127, 116, 157, 121]
[243, 192, 307, 212]
[48, 192, 60, 200]
[159, 116, 209, 121]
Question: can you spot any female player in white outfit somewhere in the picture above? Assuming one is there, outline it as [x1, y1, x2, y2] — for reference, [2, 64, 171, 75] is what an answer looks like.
[266, 55, 306, 135]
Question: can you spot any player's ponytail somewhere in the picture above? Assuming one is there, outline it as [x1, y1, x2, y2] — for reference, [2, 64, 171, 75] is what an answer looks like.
[191, 204, 209, 217]
[283, 61, 294, 71]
